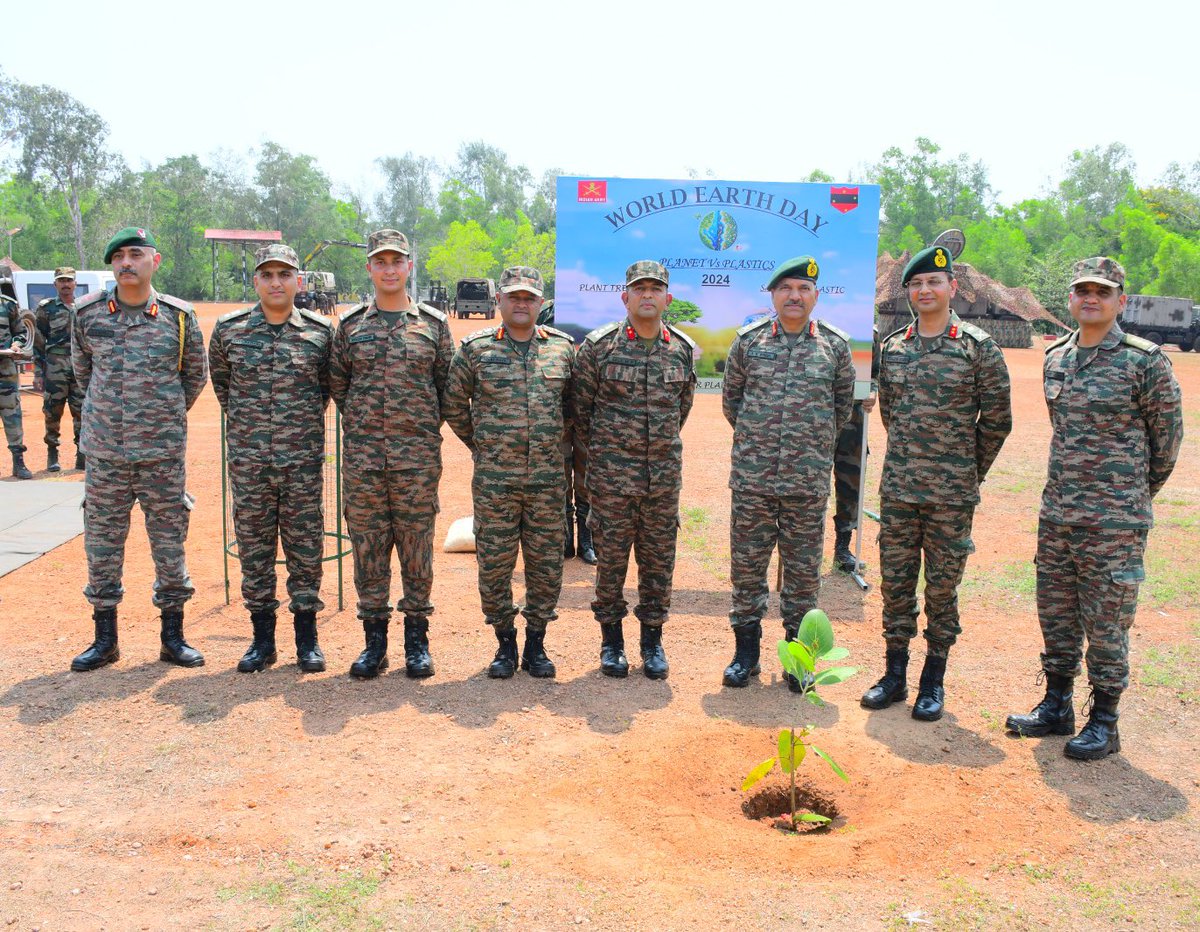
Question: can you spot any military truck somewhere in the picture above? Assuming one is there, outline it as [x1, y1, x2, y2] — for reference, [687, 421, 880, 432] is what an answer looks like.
[296, 270, 338, 314]
[1120, 295, 1200, 351]
[453, 278, 496, 319]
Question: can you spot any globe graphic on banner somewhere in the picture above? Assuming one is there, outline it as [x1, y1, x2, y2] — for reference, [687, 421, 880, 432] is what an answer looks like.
[698, 210, 738, 251]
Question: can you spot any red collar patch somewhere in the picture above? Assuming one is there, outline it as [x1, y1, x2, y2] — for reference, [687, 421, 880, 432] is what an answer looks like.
[661, 324, 670, 343]
[495, 325, 505, 340]
[809, 320, 817, 337]
[904, 325, 914, 340]
[948, 324, 959, 339]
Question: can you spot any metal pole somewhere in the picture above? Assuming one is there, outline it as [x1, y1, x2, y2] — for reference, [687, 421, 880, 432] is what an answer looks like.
[849, 409, 870, 592]
[241, 245, 249, 302]
[211, 241, 217, 301]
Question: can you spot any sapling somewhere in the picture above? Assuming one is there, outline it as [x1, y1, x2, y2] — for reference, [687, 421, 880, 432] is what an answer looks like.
[741, 608, 856, 827]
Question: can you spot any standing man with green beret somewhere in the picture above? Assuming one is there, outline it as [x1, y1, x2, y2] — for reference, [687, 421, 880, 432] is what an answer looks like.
[69, 228, 209, 671]
[443, 266, 576, 678]
[209, 244, 333, 673]
[721, 256, 855, 688]
[573, 260, 697, 679]
[1006, 258, 1182, 760]
[35, 267, 85, 472]
[861, 245, 1011, 720]
[330, 229, 454, 679]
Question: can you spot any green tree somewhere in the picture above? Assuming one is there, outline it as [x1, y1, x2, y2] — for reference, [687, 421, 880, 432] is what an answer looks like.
[426, 220, 496, 286]
[1152, 234, 1200, 298]
[963, 216, 1032, 286]
[1058, 143, 1137, 231]
[375, 153, 436, 233]
[663, 298, 702, 326]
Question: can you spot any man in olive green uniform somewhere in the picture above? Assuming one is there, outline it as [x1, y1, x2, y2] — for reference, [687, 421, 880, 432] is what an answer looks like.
[209, 244, 333, 674]
[35, 267, 85, 472]
[69, 228, 209, 671]
[1, 293, 32, 479]
[1006, 257, 1182, 760]
[330, 229, 454, 679]
[573, 260, 697, 679]
[443, 267, 575, 678]
[862, 245, 1012, 720]
[722, 255, 855, 688]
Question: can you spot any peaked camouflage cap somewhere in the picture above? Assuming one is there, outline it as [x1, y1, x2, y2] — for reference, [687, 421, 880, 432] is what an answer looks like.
[625, 260, 669, 287]
[499, 266, 544, 296]
[767, 255, 820, 289]
[1071, 256, 1126, 290]
[902, 245, 954, 285]
[53, 266, 76, 281]
[254, 243, 300, 271]
[367, 229, 411, 257]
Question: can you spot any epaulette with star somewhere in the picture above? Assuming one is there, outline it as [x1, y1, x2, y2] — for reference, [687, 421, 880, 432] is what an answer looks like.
[461, 327, 499, 346]
[156, 292, 193, 314]
[1045, 332, 1073, 353]
[540, 325, 574, 342]
[74, 291, 108, 313]
[1121, 332, 1160, 354]
[297, 307, 333, 327]
[958, 320, 993, 343]
[36, 297, 54, 309]
[217, 306, 253, 325]
[817, 319, 851, 343]
[585, 321, 621, 344]
[339, 302, 370, 322]
[417, 301, 447, 323]
[666, 323, 697, 350]
[736, 315, 773, 337]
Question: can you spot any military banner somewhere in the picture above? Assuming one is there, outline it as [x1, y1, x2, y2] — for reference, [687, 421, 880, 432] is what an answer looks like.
[555, 176, 881, 390]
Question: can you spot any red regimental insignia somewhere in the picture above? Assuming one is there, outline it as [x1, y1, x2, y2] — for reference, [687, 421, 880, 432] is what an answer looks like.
[495, 325, 505, 340]
[107, 299, 118, 315]
[949, 325, 959, 339]
[904, 325, 914, 339]
[809, 320, 817, 336]
[625, 324, 635, 340]
[661, 325, 670, 343]
[771, 320, 778, 337]
[147, 302, 158, 318]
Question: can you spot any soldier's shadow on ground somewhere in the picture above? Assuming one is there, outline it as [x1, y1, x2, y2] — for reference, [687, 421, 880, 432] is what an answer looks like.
[153, 665, 293, 724]
[0, 662, 171, 725]
[863, 707, 1006, 769]
[1028, 739, 1188, 823]
[700, 679, 841, 730]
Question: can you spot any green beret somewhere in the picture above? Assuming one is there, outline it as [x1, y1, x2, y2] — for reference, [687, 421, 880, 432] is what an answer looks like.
[103, 227, 158, 264]
[902, 245, 953, 285]
[767, 255, 819, 289]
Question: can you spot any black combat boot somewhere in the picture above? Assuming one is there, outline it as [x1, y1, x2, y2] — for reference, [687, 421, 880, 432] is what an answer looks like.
[563, 501, 576, 559]
[521, 627, 557, 678]
[1064, 688, 1121, 760]
[722, 622, 761, 688]
[293, 610, 326, 672]
[70, 609, 119, 671]
[488, 624, 519, 679]
[159, 609, 205, 667]
[1005, 672, 1075, 737]
[782, 624, 815, 693]
[599, 622, 629, 678]
[350, 619, 389, 678]
[912, 654, 948, 721]
[402, 616, 434, 678]
[639, 623, 669, 680]
[576, 502, 597, 565]
[74, 451, 86, 471]
[46, 445, 61, 473]
[237, 610, 277, 673]
[11, 450, 32, 480]
[833, 529, 856, 572]
[861, 645, 909, 709]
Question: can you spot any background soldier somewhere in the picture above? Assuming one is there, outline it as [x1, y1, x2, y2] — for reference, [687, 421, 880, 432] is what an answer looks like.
[35, 267, 84, 472]
[330, 229, 453, 679]
[443, 267, 575, 678]
[831, 328, 879, 572]
[1006, 257, 1182, 760]
[209, 244, 332, 674]
[722, 256, 854, 688]
[69, 228, 208, 671]
[862, 245, 1011, 720]
[1, 293, 32, 479]
[573, 260, 697, 679]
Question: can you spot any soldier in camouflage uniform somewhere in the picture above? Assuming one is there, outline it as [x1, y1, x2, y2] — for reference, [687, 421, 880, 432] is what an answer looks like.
[1, 292, 32, 479]
[574, 260, 697, 679]
[831, 329, 879, 572]
[210, 244, 332, 674]
[69, 227, 209, 671]
[1006, 257, 1183, 760]
[443, 267, 575, 679]
[34, 267, 85, 472]
[862, 245, 1012, 720]
[330, 229, 454, 679]
[721, 256, 855, 688]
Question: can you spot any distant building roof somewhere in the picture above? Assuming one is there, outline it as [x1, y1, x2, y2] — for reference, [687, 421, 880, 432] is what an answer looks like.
[204, 229, 282, 243]
[0, 256, 24, 273]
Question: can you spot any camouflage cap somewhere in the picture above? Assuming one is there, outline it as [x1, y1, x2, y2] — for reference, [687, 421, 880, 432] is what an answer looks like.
[53, 266, 76, 281]
[902, 245, 954, 285]
[254, 243, 300, 271]
[103, 227, 158, 264]
[625, 260, 669, 287]
[767, 255, 819, 289]
[367, 229, 411, 257]
[1070, 256, 1125, 290]
[499, 266, 544, 297]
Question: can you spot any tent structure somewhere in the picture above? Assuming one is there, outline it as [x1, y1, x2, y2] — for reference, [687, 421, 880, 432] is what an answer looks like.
[204, 229, 282, 302]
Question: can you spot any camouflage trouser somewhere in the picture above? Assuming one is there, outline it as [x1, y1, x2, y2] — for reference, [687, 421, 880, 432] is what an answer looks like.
[41, 355, 83, 449]
[832, 402, 865, 533]
[879, 499, 976, 657]
[730, 491, 827, 631]
[588, 483, 680, 627]
[344, 465, 437, 623]
[473, 480, 565, 630]
[563, 425, 588, 520]
[229, 459, 326, 614]
[1036, 521, 1147, 693]
[0, 372, 24, 452]
[83, 456, 195, 610]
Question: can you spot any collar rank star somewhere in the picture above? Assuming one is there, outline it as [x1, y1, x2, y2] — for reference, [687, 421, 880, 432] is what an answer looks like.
[495, 326, 505, 340]
[947, 324, 959, 339]
[625, 323, 636, 340]
[108, 297, 159, 318]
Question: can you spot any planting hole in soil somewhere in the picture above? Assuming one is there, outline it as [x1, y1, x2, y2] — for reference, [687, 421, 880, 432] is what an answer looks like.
[742, 784, 841, 834]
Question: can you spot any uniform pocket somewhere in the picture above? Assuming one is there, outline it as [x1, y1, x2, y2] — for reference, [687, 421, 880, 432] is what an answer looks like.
[603, 363, 639, 383]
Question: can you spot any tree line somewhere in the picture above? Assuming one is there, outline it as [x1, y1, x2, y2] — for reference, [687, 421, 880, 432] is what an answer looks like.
[3, 68, 1199, 322]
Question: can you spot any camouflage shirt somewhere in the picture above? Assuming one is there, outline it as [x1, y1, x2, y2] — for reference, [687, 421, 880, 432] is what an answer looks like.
[209, 304, 333, 467]
[878, 311, 1012, 505]
[1041, 323, 1183, 529]
[71, 288, 208, 462]
[442, 324, 575, 489]
[573, 318, 697, 497]
[328, 300, 453, 473]
[723, 316, 855, 495]
[1, 297, 23, 379]
[35, 297, 75, 359]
